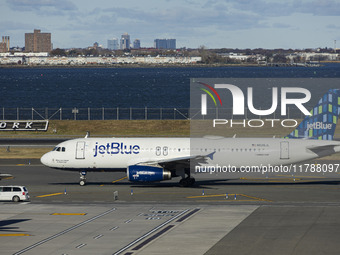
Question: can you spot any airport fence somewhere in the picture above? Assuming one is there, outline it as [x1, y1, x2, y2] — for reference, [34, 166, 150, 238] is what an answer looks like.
[0, 107, 306, 121]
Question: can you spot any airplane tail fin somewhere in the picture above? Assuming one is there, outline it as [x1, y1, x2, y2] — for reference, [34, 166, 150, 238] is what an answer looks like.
[285, 89, 340, 140]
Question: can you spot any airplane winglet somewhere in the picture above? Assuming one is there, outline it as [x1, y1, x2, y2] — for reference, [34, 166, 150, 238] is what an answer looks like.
[207, 151, 216, 160]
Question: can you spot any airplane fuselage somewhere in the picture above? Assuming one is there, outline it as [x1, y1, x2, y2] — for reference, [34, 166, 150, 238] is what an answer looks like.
[40, 137, 340, 171]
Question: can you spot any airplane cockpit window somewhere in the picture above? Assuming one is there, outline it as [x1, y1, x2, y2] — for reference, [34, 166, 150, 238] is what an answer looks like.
[52, 147, 66, 152]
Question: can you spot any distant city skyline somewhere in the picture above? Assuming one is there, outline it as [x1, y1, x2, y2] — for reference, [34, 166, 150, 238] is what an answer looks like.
[1, 0, 340, 50]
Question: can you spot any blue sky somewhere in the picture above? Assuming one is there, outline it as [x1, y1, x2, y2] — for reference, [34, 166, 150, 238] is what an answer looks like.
[1, 0, 340, 49]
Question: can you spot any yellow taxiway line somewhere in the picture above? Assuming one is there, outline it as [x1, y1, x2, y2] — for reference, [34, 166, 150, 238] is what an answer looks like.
[36, 192, 64, 198]
[100, 176, 127, 186]
[112, 176, 127, 183]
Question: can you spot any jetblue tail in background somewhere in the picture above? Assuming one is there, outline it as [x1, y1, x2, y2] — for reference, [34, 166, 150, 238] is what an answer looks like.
[286, 89, 340, 140]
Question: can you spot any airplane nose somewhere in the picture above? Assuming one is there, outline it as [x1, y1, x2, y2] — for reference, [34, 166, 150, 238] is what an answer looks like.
[40, 152, 51, 166]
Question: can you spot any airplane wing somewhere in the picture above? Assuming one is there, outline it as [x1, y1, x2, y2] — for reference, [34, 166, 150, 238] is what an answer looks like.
[133, 152, 216, 169]
[307, 145, 340, 158]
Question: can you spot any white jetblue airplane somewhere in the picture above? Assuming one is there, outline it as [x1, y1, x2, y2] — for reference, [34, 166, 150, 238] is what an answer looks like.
[41, 89, 340, 186]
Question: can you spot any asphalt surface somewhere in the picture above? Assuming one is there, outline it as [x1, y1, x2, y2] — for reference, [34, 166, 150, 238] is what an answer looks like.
[0, 138, 66, 147]
[1, 161, 340, 254]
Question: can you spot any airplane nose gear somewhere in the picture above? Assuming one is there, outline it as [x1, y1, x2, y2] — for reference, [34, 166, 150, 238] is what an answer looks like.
[79, 171, 87, 186]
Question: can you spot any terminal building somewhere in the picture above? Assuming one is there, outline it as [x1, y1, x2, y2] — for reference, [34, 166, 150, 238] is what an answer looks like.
[25, 29, 52, 53]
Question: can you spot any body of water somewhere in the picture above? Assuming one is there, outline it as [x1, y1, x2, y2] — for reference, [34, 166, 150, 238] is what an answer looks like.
[0, 64, 339, 108]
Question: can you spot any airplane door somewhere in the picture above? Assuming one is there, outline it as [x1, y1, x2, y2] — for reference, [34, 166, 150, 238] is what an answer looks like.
[280, 141, 289, 159]
[76, 141, 85, 159]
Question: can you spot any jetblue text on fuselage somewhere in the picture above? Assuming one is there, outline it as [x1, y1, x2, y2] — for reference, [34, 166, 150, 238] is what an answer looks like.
[94, 142, 140, 157]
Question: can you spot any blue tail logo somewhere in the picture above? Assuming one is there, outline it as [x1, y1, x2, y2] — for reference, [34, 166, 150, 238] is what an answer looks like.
[285, 89, 340, 140]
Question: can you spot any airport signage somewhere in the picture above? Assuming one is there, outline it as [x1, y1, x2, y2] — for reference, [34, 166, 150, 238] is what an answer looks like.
[0, 120, 49, 131]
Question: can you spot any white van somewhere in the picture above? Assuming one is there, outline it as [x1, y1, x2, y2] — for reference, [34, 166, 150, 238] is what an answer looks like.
[0, 186, 30, 202]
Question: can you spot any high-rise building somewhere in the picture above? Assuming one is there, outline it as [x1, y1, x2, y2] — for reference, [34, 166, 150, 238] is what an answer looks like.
[0, 36, 10, 53]
[120, 33, 130, 50]
[108, 38, 119, 50]
[154, 39, 176, 49]
[166, 39, 176, 49]
[25, 29, 52, 52]
[133, 39, 140, 49]
[154, 39, 166, 49]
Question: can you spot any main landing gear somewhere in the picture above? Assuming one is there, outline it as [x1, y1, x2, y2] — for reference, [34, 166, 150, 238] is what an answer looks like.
[179, 168, 195, 187]
[79, 171, 87, 186]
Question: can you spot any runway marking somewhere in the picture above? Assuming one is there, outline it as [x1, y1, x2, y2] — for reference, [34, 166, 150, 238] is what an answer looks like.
[176, 208, 200, 222]
[36, 192, 64, 198]
[51, 213, 87, 216]
[113, 209, 190, 255]
[13, 208, 116, 255]
[186, 193, 272, 202]
[76, 243, 87, 249]
[93, 234, 103, 240]
[132, 225, 175, 251]
[0, 234, 31, 237]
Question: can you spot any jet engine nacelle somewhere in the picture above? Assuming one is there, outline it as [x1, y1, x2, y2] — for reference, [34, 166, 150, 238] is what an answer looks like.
[127, 165, 171, 182]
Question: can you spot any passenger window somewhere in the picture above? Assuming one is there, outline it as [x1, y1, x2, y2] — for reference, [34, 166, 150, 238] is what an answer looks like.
[3, 187, 11, 192]
[0, 187, 2, 192]
[163, 146, 168, 156]
[13, 187, 21, 192]
[156, 146, 161, 156]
